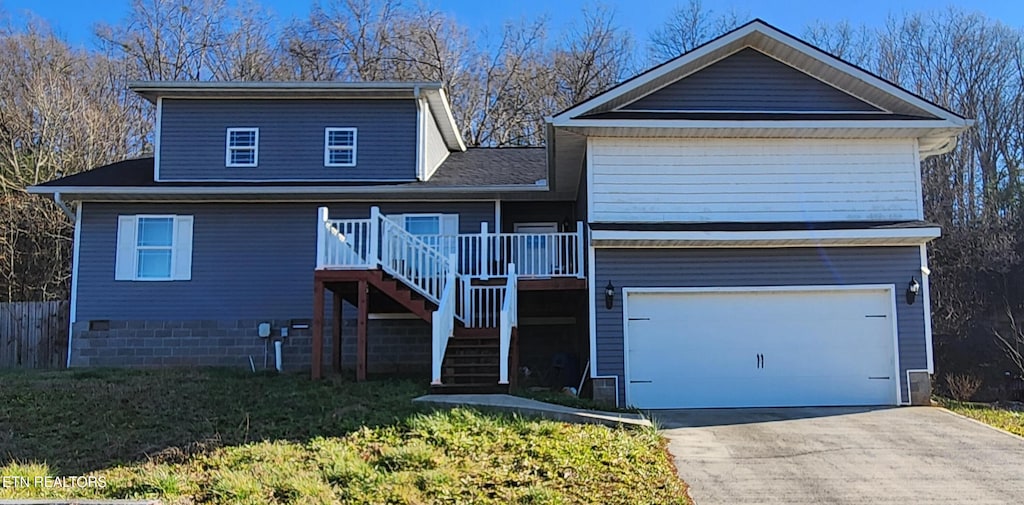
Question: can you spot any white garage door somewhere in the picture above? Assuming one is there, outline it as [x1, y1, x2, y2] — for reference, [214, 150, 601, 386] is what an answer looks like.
[625, 286, 899, 409]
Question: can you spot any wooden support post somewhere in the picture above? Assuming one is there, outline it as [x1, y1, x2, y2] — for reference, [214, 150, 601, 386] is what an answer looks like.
[356, 279, 368, 381]
[331, 292, 342, 374]
[311, 279, 325, 380]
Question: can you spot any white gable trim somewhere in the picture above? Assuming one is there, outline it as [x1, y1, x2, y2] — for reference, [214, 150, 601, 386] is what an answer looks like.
[549, 20, 969, 127]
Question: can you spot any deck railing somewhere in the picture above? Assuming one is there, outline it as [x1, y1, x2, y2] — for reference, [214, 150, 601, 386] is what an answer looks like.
[317, 209, 375, 269]
[498, 264, 518, 385]
[317, 208, 584, 281]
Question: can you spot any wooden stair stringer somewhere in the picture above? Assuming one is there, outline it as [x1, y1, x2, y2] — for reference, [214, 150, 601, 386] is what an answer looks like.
[363, 269, 436, 324]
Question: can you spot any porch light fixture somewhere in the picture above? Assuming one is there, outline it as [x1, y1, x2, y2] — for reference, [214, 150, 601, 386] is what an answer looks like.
[562, 217, 572, 232]
[906, 278, 920, 305]
[605, 281, 615, 310]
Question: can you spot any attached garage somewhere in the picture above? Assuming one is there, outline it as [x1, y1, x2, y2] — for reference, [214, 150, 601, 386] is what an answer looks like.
[623, 286, 900, 409]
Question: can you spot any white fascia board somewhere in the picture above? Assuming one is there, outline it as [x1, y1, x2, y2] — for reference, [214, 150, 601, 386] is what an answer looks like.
[591, 227, 942, 244]
[548, 118, 965, 130]
[430, 88, 467, 151]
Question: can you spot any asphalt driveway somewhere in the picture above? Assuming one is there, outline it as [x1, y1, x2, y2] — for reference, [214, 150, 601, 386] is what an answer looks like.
[654, 407, 1024, 505]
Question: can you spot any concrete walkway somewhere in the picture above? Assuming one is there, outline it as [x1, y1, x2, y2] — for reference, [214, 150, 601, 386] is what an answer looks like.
[413, 394, 651, 427]
[654, 406, 1024, 505]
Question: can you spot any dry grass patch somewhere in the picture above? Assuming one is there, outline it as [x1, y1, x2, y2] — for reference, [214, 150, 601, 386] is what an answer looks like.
[0, 368, 688, 504]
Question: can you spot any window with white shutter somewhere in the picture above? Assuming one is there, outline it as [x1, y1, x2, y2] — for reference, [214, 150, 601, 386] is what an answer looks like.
[115, 215, 193, 281]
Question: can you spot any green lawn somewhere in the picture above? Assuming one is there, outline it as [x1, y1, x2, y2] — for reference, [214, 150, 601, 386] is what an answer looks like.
[940, 398, 1024, 437]
[0, 368, 688, 504]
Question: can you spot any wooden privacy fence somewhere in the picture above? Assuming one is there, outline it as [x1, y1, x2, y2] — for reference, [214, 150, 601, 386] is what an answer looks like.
[0, 300, 69, 368]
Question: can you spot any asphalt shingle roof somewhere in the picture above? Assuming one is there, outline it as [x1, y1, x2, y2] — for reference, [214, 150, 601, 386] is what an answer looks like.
[35, 148, 547, 189]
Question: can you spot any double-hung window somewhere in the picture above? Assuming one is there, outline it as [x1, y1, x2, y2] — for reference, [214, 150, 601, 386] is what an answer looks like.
[392, 213, 459, 253]
[324, 127, 357, 167]
[226, 127, 259, 167]
[115, 215, 194, 281]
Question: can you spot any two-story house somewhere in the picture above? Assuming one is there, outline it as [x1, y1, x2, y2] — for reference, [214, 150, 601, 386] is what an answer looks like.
[30, 20, 970, 409]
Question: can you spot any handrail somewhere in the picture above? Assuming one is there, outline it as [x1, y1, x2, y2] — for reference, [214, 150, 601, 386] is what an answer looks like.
[431, 253, 458, 385]
[498, 263, 518, 385]
[378, 212, 453, 303]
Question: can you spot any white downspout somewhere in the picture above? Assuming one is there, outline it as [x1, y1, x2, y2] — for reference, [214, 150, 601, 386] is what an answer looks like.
[66, 202, 82, 368]
[53, 192, 75, 220]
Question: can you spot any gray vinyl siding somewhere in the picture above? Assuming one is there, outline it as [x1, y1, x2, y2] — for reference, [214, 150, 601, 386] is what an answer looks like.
[594, 247, 926, 405]
[75, 202, 495, 320]
[623, 48, 880, 112]
[159, 99, 417, 181]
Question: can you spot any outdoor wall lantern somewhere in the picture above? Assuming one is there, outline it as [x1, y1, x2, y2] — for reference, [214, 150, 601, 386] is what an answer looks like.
[605, 281, 615, 310]
[562, 217, 572, 232]
[906, 277, 920, 305]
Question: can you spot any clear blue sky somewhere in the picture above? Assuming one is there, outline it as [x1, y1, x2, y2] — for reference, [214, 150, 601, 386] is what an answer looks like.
[3, 0, 1022, 49]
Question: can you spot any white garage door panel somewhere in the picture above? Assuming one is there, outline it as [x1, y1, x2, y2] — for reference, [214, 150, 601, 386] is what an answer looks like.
[625, 288, 898, 409]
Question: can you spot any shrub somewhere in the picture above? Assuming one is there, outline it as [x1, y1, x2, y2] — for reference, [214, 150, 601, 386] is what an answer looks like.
[945, 373, 983, 401]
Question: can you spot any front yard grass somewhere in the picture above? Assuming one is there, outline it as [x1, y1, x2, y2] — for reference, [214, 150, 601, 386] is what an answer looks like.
[939, 398, 1024, 437]
[0, 368, 688, 504]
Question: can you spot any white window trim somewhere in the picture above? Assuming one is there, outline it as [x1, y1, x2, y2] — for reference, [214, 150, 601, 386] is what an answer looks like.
[116, 214, 193, 282]
[401, 213, 444, 234]
[131, 214, 177, 281]
[324, 127, 357, 167]
[226, 127, 259, 167]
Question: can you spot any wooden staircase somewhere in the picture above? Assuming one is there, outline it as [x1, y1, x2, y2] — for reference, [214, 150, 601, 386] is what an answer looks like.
[364, 270, 435, 323]
[364, 270, 506, 393]
[431, 327, 507, 394]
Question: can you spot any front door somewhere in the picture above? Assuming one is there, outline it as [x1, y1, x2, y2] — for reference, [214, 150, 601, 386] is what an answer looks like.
[513, 222, 559, 277]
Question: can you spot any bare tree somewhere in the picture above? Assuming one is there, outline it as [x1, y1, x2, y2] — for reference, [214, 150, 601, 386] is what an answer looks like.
[0, 18, 149, 301]
[647, 0, 744, 61]
[94, 0, 225, 81]
[207, 0, 286, 80]
[551, 5, 634, 107]
[458, 18, 550, 147]
[803, 20, 873, 66]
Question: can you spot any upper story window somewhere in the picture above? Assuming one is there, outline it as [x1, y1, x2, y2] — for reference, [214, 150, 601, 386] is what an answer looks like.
[324, 127, 357, 167]
[226, 127, 259, 167]
[115, 215, 194, 281]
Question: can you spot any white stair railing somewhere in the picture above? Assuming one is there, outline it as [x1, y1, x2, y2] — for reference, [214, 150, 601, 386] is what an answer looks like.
[431, 253, 458, 385]
[378, 212, 454, 305]
[498, 263, 518, 385]
[465, 285, 504, 328]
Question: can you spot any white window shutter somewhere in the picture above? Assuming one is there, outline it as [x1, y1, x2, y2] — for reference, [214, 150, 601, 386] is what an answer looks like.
[114, 216, 137, 280]
[441, 214, 460, 235]
[173, 216, 194, 280]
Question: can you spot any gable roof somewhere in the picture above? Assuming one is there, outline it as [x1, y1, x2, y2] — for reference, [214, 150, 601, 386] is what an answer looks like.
[550, 19, 969, 126]
[129, 81, 466, 151]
